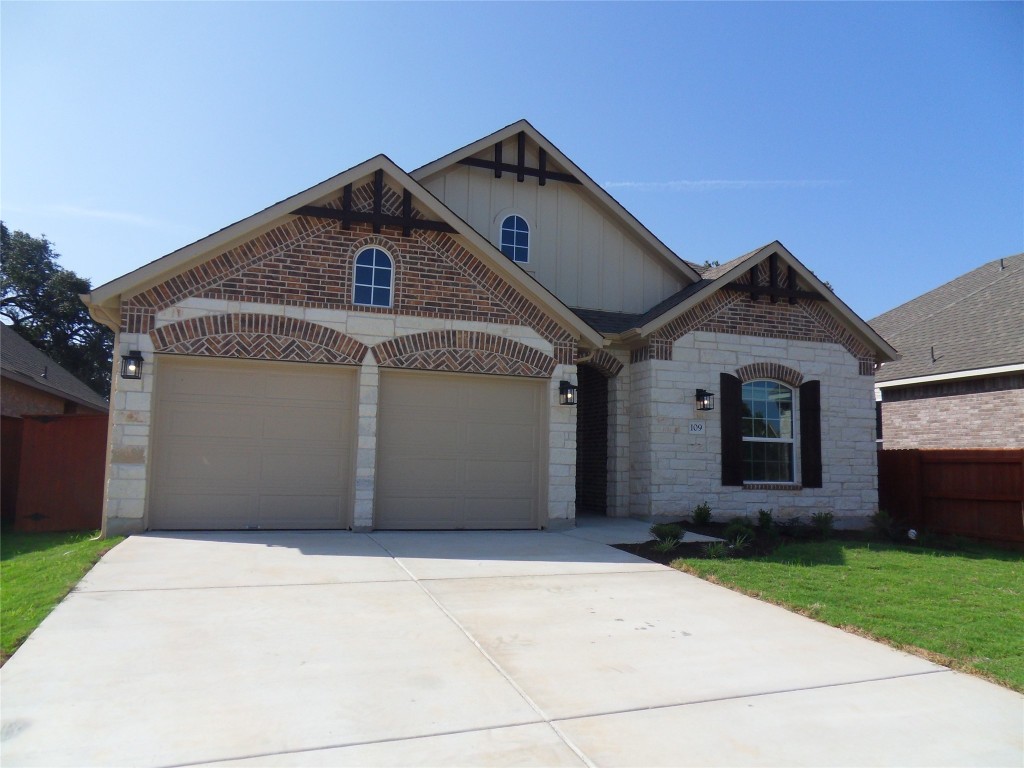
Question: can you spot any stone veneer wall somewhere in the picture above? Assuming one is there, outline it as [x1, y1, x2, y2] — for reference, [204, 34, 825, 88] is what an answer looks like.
[880, 374, 1024, 449]
[629, 331, 878, 529]
[101, 183, 580, 536]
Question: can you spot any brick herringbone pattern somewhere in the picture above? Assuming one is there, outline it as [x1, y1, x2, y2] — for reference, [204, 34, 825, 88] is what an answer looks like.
[151, 313, 368, 364]
[372, 331, 555, 377]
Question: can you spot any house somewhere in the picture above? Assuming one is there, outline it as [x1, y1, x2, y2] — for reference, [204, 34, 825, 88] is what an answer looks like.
[82, 120, 896, 537]
[1, 323, 108, 417]
[1, 323, 109, 525]
[870, 253, 1023, 449]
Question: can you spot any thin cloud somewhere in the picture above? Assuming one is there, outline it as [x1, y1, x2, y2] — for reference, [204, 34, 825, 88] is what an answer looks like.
[602, 179, 848, 191]
[48, 205, 166, 228]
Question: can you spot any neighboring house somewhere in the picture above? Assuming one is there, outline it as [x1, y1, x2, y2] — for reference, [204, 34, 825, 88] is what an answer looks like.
[1, 323, 109, 524]
[871, 253, 1024, 449]
[1, 323, 109, 417]
[82, 120, 896, 536]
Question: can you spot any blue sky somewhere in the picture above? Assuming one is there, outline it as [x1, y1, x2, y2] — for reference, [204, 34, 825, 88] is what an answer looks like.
[2, 1, 1020, 320]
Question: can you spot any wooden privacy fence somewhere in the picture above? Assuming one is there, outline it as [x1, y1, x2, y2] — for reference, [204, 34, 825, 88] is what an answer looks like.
[13, 413, 108, 532]
[878, 449, 1024, 544]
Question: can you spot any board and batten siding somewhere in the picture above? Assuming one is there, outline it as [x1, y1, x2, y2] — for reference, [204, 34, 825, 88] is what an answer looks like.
[421, 141, 687, 314]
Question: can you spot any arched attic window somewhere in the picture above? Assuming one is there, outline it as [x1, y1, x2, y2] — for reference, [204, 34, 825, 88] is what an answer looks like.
[500, 215, 529, 263]
[353, 247, 393, 308]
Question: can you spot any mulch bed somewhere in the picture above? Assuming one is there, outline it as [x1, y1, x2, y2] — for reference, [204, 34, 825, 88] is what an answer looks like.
[613, 522, 871, 566]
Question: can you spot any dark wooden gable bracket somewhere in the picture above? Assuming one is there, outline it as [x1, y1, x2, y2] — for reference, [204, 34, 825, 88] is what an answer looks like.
[292, 169, 456, 235]
[458, 131, 582, 185]
[723, 252, 824, 303]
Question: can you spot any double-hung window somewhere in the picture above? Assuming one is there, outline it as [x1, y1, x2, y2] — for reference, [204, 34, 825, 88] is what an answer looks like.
[741, 380, 794, 482]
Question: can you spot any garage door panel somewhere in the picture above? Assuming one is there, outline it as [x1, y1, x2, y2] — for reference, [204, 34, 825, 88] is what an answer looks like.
[263, 372, 343, 403]
[260, 451, 346, 487]
[156, 494, 253, 529]
[166, 368, 262, 399]
[462, 497, 535, 529]
[463, 458, 535, 489]
[258, 495, 342, 529]
[159, 443, 258, 485]
[264, 409, 346, 442]
[151, 357, 355, 530]
[376, 371, 544, 530]
[465, 422, 535, 454]
[166, 406, 262, 440]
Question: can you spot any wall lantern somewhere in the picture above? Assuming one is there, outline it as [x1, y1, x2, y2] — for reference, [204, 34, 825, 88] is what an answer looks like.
[696, 388, 715, 411]
[120, 350, 145, 380]
[559, 380, 578, 406]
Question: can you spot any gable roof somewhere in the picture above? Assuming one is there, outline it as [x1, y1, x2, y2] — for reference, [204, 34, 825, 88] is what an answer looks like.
[572, 241, 896, 361]
[871, 253, 1023, 385]
[0, 324, 109, 412]
[411, 119, 703, 286]
[81, 155, 605, 349]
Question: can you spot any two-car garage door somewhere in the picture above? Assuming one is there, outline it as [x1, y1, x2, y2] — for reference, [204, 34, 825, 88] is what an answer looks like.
[150, 357, 545, 530]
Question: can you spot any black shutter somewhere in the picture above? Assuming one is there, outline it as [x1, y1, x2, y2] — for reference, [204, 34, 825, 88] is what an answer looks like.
[800, 380, 822, 488]
[720, 373, 743, 486]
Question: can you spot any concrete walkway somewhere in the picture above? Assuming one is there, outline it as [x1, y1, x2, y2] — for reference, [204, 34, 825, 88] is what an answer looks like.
[1, 520, 1021, 767]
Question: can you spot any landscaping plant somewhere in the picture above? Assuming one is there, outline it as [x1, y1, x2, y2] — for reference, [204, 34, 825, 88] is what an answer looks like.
[691, 501, 712, 526]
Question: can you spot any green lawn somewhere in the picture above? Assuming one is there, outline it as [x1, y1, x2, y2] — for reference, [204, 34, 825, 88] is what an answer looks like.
[1, 530, 123, 664]
[675, 540, 1024, 691]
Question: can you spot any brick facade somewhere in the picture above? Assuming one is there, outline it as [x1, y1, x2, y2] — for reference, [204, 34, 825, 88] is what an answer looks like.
[880, 374, 1024, 449]
[1, 378, 68, 417]
[631, 262, 877, 376]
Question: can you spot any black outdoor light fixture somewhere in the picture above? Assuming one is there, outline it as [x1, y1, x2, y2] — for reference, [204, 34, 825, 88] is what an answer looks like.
[120, 350, 145, 380]
[696, 388, 715, 411]
[559, 380, 578, 406]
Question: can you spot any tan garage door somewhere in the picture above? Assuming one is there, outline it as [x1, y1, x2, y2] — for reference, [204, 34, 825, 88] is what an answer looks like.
[150, 356, 356, 530]
[376, 370, 546, 530]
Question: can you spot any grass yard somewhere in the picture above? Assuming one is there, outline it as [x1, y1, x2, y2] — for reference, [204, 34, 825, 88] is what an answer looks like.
[1, 530, 122, 665]
[676, 540, 1024, 692]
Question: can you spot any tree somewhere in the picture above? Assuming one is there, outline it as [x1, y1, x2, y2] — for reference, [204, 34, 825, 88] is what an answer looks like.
[1, 222, 113, 397]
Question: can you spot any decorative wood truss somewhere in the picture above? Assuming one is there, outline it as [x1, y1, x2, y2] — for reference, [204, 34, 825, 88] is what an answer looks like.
[723, 252, 825, 304]
[458, 131, 581, 186]
[293, 170, 456, 236]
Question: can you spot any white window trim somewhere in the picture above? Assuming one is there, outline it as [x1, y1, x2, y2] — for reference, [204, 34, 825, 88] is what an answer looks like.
[494, 210, 531, 264]
[352, 246, 394, 308]
[741, 379, 799, 484]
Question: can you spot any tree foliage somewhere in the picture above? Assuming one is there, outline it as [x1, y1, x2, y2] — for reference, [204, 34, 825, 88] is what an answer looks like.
[1, 222, 113, 397]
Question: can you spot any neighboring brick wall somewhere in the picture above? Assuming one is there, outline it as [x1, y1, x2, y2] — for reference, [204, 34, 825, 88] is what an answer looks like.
[1, 378, 67, 417]
[881, 375, 1024, 449]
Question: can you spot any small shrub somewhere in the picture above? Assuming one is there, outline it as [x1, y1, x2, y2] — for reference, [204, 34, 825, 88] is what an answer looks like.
[649, 522, 683, 542]
[703, 541, 728, 559]
[810, 511, 834, 539]
[724, 517, 755, 544]
[692, 502, 712, 526]
[756, 509, 775, 532]
[729, 531, 753, 552]
[653, 537, 680, 554]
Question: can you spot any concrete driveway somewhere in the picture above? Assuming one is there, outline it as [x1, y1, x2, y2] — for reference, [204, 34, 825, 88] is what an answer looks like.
[2, 519, 1021, 767]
